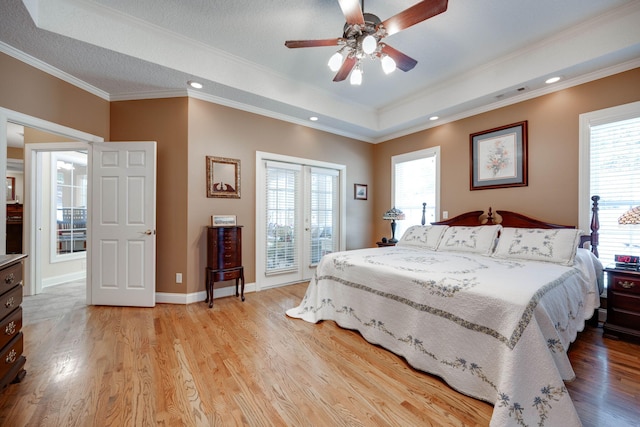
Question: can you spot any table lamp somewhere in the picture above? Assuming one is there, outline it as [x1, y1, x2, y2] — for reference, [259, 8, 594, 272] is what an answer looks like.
[619, 206, 640, 225]
[383, 207, 405, 243]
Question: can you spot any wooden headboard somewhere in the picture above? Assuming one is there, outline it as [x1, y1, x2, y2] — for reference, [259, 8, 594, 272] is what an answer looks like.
[427, 196, 601, 256]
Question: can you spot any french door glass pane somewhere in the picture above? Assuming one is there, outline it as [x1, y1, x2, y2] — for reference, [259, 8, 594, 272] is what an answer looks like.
[54, 153, 88, 255]
[265, 164, 299, 274]
[310, 169, 338, 265]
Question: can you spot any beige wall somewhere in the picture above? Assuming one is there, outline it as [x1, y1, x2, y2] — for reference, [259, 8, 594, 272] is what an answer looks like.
[187, 98, 374, 293]
[0, 53, 109, 139]
[372, 68, 640, 241]
[110, 97, 373, 294]
[110, 98, 189, 295]
[3, 48, 639, 298]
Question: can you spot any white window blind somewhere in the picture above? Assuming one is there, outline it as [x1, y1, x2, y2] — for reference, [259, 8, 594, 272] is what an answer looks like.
[309, 167, 339, 265]
[590, 116, 640, 266]
[265, 161, 301, 274]
[392, 147, 439, 239]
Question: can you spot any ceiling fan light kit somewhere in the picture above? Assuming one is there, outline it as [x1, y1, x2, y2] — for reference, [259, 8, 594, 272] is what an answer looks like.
[285, 0, 448, 85]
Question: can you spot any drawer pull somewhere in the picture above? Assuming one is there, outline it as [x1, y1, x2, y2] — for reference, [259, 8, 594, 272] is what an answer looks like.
[4, 273, 14, 285]
[5, 321, 16, 335]
[4, 297, 14, 308]
[618, 280, 636, 289]
[5, 349, 17, 364]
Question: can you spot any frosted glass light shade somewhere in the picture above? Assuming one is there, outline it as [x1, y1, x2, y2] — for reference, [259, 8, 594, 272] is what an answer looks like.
[350, 67, 362, 85]
[381, 55, 396, 74]
[362, 35, 377, 55]
[328, 52, 344, 72]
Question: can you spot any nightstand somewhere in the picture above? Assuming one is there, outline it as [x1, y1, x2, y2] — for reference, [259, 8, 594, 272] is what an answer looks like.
[376, 241, 396, 247]
[603, 266, 640, 342]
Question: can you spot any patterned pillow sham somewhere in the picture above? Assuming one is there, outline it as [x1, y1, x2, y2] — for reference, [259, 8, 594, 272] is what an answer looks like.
[436, 225, 502, 255]
[397, 225, 448, 250]
[492, 227, 583, 265]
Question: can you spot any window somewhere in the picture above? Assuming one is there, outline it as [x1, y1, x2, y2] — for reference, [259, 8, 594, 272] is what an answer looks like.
[580, 101, 640, 268]
[52, 151, 88, 260]
[392, 147, 440, 239]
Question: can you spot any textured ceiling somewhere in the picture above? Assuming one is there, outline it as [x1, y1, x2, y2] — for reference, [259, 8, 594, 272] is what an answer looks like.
[1, 0, 640, 142]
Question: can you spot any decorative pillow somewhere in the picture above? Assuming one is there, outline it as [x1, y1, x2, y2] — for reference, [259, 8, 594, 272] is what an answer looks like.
[436, 225, 502, 255]
[397, 225, 448, 250]
[492, 228, 583, 265]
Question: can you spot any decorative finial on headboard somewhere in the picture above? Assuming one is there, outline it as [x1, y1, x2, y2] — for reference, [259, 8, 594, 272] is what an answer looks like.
[590, 195, 600, 257]
[421, 202, 427, 226]
[487, 207, 494, 224]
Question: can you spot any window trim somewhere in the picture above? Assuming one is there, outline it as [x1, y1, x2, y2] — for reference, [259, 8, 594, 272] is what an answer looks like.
[391, 146, 441, 225]
[579, 101, 640, 231]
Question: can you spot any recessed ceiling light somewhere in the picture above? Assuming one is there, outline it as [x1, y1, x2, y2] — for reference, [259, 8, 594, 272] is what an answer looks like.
[429, 116, 439, 121]
[545, 76, 561, 84]
[188, 80, 203, 89]
[309, 116, 319, 121]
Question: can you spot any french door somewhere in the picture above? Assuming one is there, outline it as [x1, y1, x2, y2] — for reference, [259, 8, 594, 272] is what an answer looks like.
[256, 153, 344, 289]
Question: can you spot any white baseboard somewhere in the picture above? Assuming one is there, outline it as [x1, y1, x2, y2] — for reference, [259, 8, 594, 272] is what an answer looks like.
[156, 282, 257, 305]
[42, 271, 86, 288]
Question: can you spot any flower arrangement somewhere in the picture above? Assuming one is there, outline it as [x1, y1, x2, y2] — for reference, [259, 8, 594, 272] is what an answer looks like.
[485, 139, 510, 177]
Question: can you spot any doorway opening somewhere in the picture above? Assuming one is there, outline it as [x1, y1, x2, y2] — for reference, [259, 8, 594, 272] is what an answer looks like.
[1, 107, 104, 302]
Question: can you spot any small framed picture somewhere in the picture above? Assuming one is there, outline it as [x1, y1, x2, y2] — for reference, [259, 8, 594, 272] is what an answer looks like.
[211, 215, 237, 226]
[354, 183, 368, 200]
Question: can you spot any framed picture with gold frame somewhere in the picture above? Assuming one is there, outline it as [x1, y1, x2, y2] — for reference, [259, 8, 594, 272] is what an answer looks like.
[206, 156, 240, 198]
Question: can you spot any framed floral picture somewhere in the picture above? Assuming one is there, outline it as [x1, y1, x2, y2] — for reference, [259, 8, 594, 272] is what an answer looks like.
[470, 121, 528, 190]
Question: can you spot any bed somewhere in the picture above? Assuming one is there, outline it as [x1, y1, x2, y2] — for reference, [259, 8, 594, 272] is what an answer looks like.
[286, 197, 602, 427]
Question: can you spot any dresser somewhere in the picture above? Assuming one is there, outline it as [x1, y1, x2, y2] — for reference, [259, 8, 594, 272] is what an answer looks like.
[603, 266, 640, 342]
[0, 254, 27, 390]
[206, 226, 244, 308]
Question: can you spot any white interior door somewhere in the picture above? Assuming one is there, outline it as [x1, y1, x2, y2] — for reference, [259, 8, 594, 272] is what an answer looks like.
[90, 141, 157, 307]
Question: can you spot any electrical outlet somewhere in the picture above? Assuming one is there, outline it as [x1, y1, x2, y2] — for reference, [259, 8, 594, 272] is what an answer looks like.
[176, 273, 183, 284]
[443, 211, 449, 219]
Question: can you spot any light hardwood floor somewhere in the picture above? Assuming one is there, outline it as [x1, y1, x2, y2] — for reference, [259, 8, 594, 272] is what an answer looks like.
[0, 282, 639, 426]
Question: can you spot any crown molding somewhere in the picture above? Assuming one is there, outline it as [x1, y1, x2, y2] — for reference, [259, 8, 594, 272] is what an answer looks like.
[0, 41, 110, 101]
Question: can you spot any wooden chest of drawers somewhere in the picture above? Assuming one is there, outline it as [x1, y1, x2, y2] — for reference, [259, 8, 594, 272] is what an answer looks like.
[205, 226, 244, 308]
[604, 267, 640, 342]
[0, 254, 27, 390]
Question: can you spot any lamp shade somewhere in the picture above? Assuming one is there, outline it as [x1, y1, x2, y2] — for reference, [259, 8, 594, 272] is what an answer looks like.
[619, 206, 640, 224]
[383, 207, 405, 220]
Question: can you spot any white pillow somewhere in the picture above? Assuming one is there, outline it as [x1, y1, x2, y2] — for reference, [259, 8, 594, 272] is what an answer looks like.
[436, 225, 502, 255]
[397, 225, 448, 250]
[492, 227, 583, 265]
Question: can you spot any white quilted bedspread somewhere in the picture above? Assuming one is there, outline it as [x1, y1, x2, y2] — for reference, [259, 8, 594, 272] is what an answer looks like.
[286, 247, 602, 427]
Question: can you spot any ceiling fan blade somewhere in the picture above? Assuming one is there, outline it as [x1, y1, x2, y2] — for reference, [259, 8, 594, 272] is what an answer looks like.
[380, 44, 418, 72]
[333, 56, 358, 82]
[381, 0, 448, 36]
[337, 0, 365, 25]
[285, 39, 342, 48]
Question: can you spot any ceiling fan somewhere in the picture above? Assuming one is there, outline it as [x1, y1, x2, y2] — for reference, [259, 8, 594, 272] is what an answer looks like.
[285, 0, 448, 85]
